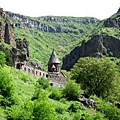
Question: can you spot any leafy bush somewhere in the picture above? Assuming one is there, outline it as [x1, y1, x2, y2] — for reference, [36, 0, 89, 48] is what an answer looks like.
[37, 77, 50, 89]
[97, 101, 120, 120]
[32, 77, 50, 100]
[68, 102, 83, 112]
[32, 100, 57, 120]
[56, 106, 67, 115]
[85, 112, 107, 120]
[7, 101, 33, 120]
[49, 87, 62, 100]
[62, 80, 81, 100]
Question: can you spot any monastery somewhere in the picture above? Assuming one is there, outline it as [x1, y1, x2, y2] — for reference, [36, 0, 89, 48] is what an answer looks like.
[15, 49, 67, 87]
[0, 7, 67, 87]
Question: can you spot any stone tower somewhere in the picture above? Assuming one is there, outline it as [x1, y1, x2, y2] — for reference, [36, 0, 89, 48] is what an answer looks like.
[48, 49, 61, 73]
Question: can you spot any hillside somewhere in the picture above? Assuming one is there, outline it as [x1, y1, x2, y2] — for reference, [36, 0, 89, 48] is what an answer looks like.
[5, 11, 99, 68]
[1, 57, 120, 119]
[1, 7, 120, 120]
[62, 8, 120, 70]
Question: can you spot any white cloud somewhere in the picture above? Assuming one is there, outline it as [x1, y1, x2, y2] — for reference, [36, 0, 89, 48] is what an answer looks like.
[0, 0, 120, 19]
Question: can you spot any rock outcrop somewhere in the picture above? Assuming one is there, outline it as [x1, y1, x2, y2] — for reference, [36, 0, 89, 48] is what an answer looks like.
[104, 8, 120, 28]
[62, 8, 120, 71]
[0, 8, 29, 66]
[4, 22, 16, 47]
[62, 34, 120, 70]
[104, 18, 120, 28]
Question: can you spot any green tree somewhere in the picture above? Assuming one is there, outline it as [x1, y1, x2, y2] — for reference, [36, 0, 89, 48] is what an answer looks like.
[0, 51, 6, 67]
[71, 57, 118, 98]
[63, 80, 81, 100]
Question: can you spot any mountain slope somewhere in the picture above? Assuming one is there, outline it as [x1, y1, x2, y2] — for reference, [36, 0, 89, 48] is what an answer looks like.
[62, 8, 120, 70]
[5, 11, 99, 68]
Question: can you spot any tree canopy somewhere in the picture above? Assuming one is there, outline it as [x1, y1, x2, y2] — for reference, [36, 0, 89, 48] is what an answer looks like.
[71, 57, 118, 98]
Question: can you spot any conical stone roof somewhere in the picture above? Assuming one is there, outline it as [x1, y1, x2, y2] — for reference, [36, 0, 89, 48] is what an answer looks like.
[48, 49, 60, 64]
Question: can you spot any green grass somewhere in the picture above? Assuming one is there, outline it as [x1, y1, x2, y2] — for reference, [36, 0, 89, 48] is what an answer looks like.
[9, 66, 38, 101]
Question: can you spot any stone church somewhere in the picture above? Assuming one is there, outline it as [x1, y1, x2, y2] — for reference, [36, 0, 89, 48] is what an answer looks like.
[47, 49, 67, 87]
[15, 49, 67, 87]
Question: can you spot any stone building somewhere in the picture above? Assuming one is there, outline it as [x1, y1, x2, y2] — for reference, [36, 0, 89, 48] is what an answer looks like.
[15, 61, 47, 78]
[15, 49, 67, 87]
[47, 49, 67, 87]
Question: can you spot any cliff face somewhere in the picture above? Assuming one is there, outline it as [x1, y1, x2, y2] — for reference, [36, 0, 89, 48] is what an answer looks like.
[104, 9, 120, 28]
[104, 17, 120, 28]
[62, 8, 120, 71]
[6, 12, 99, 34]
[0, 12, 16, 47]
[62, 35, 120, 70]
[0, 8, 29, 66]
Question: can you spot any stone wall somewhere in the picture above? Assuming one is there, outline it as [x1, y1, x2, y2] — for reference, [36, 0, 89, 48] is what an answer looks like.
[15, 61, 67, 87]
[48, 72, 67, 87]
[15, 61, 47, 77]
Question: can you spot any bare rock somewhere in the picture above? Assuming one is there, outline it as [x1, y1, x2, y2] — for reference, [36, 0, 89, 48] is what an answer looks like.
[62, 35, 120, 70]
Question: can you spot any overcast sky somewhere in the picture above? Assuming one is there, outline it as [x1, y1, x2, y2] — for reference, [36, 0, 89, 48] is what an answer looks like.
[0, 0, 120, 20]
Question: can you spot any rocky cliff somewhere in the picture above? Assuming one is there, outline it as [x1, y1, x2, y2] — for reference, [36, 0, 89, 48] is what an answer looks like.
[6, 12, 99, 34]
[0, 8, 29, 66]
[62, 8, 120, 70]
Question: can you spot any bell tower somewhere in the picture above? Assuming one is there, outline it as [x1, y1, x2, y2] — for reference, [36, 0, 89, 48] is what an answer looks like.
[48, 49, 60, 73]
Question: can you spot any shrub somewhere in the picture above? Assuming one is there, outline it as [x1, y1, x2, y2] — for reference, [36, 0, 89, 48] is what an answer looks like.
[6, 101, 33, 120]
[38, 77, 50, 89]
[32, 77, 50, 100]
[32, 100, 57, 120]
[85, 112, 107, 120]
[0, 107, 6, 120]
[68, 102, 83, 112]
[55, 106, 66, 114]
[97, 101, 120, 120]
[62, 80, 81, 100]
[49, 87, 62, 100]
